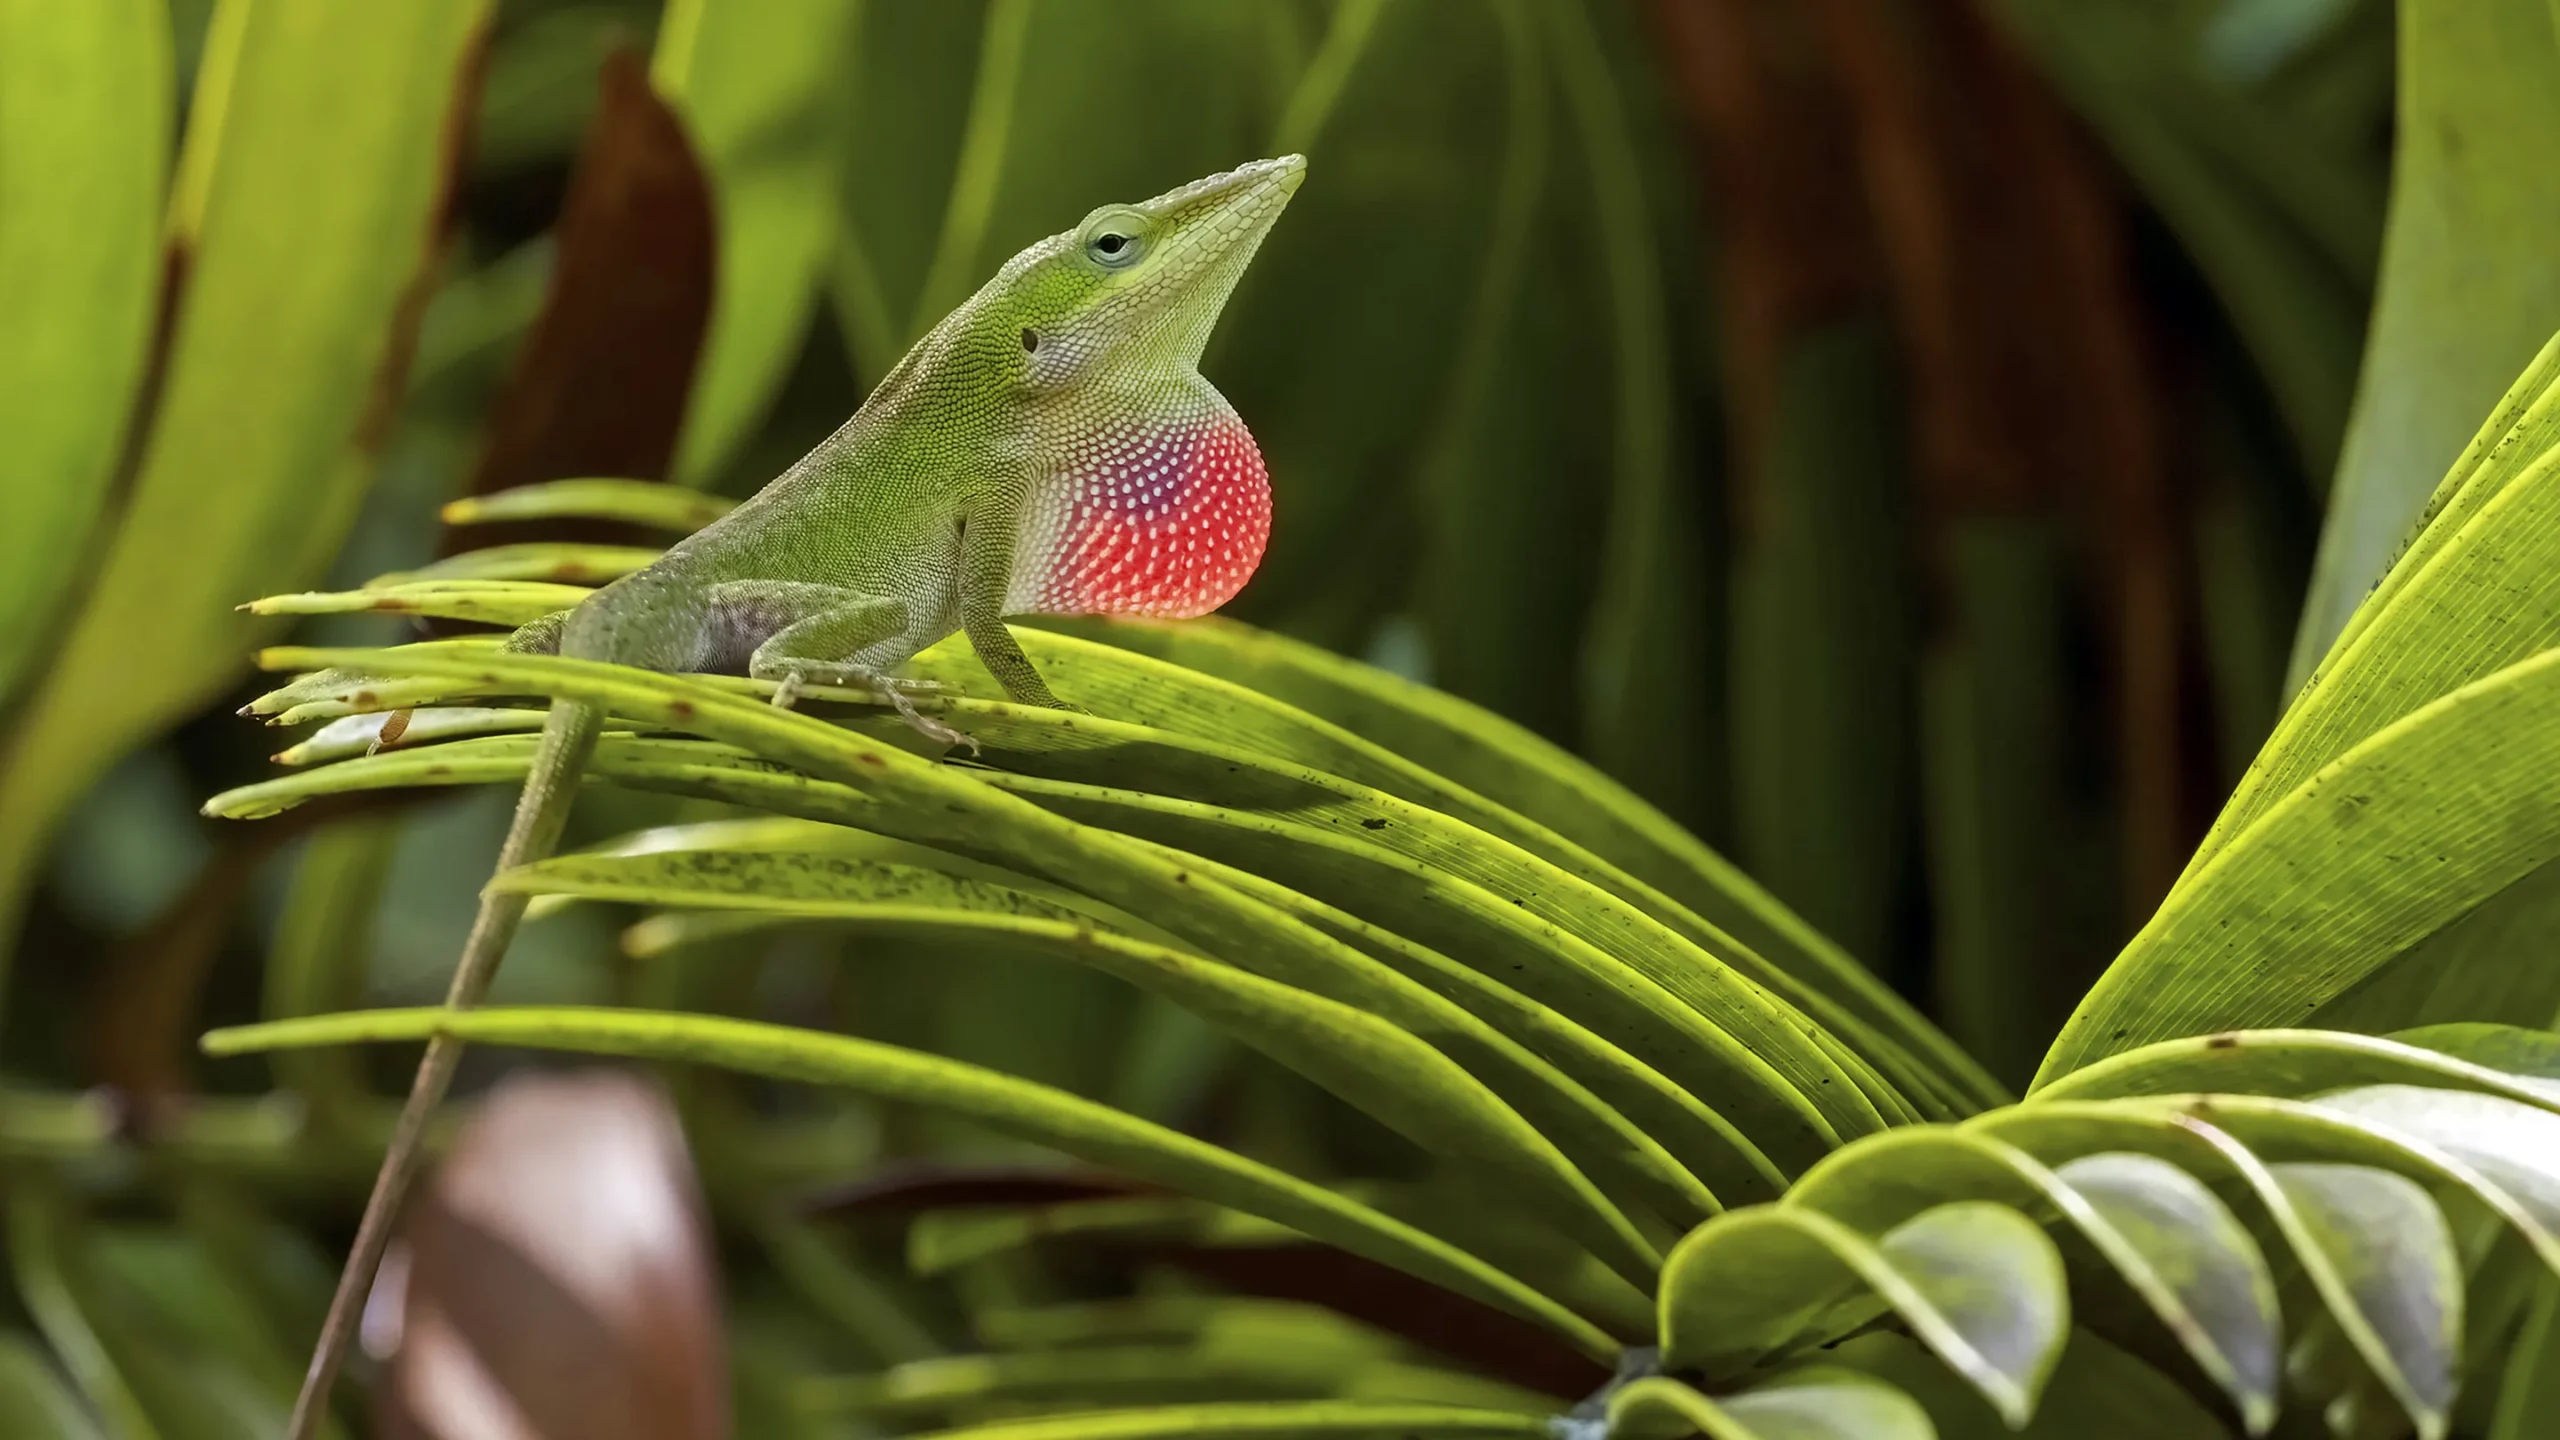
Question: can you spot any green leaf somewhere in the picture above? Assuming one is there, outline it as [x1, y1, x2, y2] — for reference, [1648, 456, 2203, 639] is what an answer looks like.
[2261, 1162, 2460, 1439]
[0, 0, 491, 982]
[912, 694, 1897, 1144]
[5, 1190, 154, 1440]
[1607, 1372, 1934, 1440]
[499, 848, 1666, 1287]
[534, 832, 1723, 1231]
[917, 628, 1962, 1126]
[396, 542, 663, 585]
[1772, 1123, 2279, 1431]
[2190, 335, 2560, 887]
[2288, 0, 2560, 681]
[0, 1332, 100, 1440]
[884, 1403, 1554, 1440]
[199, 1005, 1620, 1361]
[2039, 645, 2560, 1081]
[1659, 1201, 2068, 1426]
[2489, 1276, 2560, 1440]
[653, 0, 862, 486]
[243, 580, 588, 628]
[437, 478, 734, 532]
[2043, 1153, 2280, 1432]
[1038, 615, 2005, 1114]
[226, 645, 1864, 1176]
[2037, 1028, 2560, 1113]
[0, 0, 170, 707]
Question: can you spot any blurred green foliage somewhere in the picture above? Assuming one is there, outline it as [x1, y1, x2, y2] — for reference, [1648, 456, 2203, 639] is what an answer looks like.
[6, 0, 2560, 1435]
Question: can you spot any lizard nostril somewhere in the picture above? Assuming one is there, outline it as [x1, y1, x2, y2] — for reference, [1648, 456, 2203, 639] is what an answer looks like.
[1020, 328, 1039, 354]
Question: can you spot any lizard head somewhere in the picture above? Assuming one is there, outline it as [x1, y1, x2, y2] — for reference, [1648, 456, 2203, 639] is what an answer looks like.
[995, 154, 1306, 390]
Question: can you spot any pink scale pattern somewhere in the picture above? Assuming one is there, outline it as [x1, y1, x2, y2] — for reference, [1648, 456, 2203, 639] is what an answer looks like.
[1010, 407, 1272, 618]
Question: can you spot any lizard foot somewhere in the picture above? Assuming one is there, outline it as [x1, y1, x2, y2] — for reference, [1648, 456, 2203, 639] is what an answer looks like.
[881, 681, 979, 756]
[769, 671, 806, 711]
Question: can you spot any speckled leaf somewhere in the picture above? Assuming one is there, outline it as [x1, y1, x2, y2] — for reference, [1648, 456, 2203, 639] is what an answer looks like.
[199, 1005, 1617, 1361]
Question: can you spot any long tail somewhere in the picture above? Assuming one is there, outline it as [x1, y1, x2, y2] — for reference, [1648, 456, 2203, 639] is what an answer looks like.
[286, 698, 604, 1438]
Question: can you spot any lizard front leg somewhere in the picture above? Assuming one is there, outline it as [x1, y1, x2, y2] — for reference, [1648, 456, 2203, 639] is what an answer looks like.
[712, 580, 969, 749]
[959, 496, 1070, 709]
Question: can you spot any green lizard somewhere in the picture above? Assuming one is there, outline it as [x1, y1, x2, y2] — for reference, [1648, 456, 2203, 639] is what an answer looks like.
[283, 154, 1305, 1436]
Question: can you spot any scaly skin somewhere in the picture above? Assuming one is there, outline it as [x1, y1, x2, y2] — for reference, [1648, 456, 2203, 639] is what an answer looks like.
[282, 155, 1305, 1438]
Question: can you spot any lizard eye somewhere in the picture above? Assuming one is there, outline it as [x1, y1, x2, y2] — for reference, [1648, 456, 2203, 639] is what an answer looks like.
[1086, 230, 1143, 268]
[1078, 208, 1151, 271]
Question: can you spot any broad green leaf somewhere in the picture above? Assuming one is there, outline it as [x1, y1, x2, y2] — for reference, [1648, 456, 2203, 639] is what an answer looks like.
[2039, 645, 2560, 1081]
[437, 477, 734, 531]
[2191, 338, 2560, 888]
[1659, 1201, 2067, 1426]
[498, 849, 1666, 1286]
[0, 0, 490, 982]
[0, 1332, 99, 1440]
[199, 1005, 1619, 1361]
[878, 1403, 1553, 1440]
[1039, 614, 2006, 1113]
[653, 0, 861, 486]
[2261, 1163, 2460, 1439]
[1608, 1372, 1933, 1440]
[2038, 1029, 2560, 1113]
[2287, 0, 2560, 682]
[0, 0, 169, 706]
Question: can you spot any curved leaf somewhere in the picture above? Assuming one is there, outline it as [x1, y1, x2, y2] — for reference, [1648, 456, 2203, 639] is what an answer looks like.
[653, 0, 860, 485]
[2041, 645, 2560, 1081]
[0, 0, 169, 706]
[907, 691, 1903, 1139]
[1607, 1372, 1933, 1440]
[2288, 0, 2560, 681]
[438, 477, 735, 531]
[199, 1005, 1620, 1361]
[2261, 1162, 2460, 1439]
[530, 837, 1722, 1232]
[1040, 614, 2005, 1112]
[887, 1403, 1553, 1440]
[915, 628, 1961, 1125]
[2045, 1153, 2280, 1433]
[1659, 1201, 2067, 1426]
[500, 850, 1664, 1287]
[244, 580, 588, 628]
[2038, 1028, 2560, 1114]
[0, 0, 492, 995]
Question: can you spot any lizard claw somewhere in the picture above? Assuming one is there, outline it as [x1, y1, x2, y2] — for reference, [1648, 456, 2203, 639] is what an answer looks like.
[769, 671, 806, 710]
